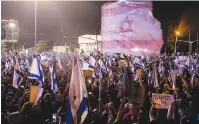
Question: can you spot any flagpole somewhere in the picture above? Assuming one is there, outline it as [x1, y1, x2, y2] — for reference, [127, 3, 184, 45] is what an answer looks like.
[95, 25, 101, 112]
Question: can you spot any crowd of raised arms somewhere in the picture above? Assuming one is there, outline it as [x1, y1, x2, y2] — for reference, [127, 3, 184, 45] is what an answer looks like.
[1, 52, 199, 124]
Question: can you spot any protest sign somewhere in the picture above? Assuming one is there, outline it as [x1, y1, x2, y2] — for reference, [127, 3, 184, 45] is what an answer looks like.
[152, 93, 174, 109]
[29, 86, 43, 104]
[83, 70, 94, 77]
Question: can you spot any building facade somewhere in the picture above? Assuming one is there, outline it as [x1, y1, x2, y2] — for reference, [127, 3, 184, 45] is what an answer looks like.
[78, 34, 101, 53]
[53, 46, 70, 53]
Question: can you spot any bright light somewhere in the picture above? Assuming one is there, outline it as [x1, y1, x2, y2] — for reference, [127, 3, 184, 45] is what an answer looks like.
[134, 47, 138, 51]
[131, 47, 148, 52]
[9, 22, 16, 28]
[176, 31, 180, 35]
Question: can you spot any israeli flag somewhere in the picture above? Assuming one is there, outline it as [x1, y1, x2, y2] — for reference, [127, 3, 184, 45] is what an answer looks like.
[66, 56, 88, 124]
[3, 61, 11, 74]
[93, 63, 102, 79]
[184, 56, 194, 71]
[13, 57, 23, 89]
[175, 53, 187, 65]
[10, 57, 15, 67]
[21, 57, 30, 71]
[158, 61, 164, 77]
[58, 59, 65, 72]
[81, 61, 95, 71]
[100, 59, 109, 73]
[49, 63, 58, 93]
[28, 56, 44, 84]
[135, 62, 146, 71]
[89, 55, 96, 67]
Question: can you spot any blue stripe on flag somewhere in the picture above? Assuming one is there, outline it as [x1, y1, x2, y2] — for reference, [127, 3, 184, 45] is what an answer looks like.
[52, 79, 56, 90]
[88, 64, 95, 69]
[77, 97, 88, 124]
[66, 100, 74, 124]
[94, 64, 101, 79]
[37, 59, 43, 82]
[15, 70, 24, 77]
[28, 73, 41, 80]
[17, 76, 22, 85]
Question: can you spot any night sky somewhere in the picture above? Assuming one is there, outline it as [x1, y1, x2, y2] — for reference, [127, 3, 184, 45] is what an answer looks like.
[2, 1, 199, 49]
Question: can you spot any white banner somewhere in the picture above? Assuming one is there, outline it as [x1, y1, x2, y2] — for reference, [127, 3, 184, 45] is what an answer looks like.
[152, 93, 174, 109]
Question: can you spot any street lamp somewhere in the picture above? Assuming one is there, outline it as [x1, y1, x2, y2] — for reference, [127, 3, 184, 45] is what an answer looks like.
[176, 31, 180, 35]
[9, 22, 15, 28]
[9, 22, 16, 52]
[175, 31, 180, 53]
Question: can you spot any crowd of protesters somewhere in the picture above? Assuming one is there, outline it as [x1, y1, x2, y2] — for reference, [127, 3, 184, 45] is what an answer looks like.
[1, 52, 199, 124]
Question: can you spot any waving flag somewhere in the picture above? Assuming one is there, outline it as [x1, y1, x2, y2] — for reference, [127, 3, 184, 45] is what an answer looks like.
[93, 63, 102, 79]
[10, 57, 15, 67]
[28, 56, 44, 84]
[182, 56, 196, 76]
[175, 53, 187, 65]
[134, 57, 146, 72]
[3, 61, 11, 74]
[49, 63, 58, 93]
[13, 57, 23, 89]
[135, 62, 145, 71]
[41, 54, 51, 61]
[100, 59, 109, 72]
[58, 59, 65, 72]
[89, 55, 96, 67]
[80, 60, 95, 77]
[21, 57, 30, 71]
[158, 61, 164, 77]
[101, 1, 163, 55]
[66, 56, 88, 124]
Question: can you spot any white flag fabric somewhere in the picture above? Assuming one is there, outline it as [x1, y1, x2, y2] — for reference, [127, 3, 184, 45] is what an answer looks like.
[13, 57, 23, 89]
[58, 59, 65, 72]
[66, 56, 88, 124]
[49, 64, 58, 93]
[170, 69, 176, 90]
[28, 57, 44, 84]
[3, 61, 11, 74]
[89, 56, 96, 67]
[101, 1, 163, 55]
